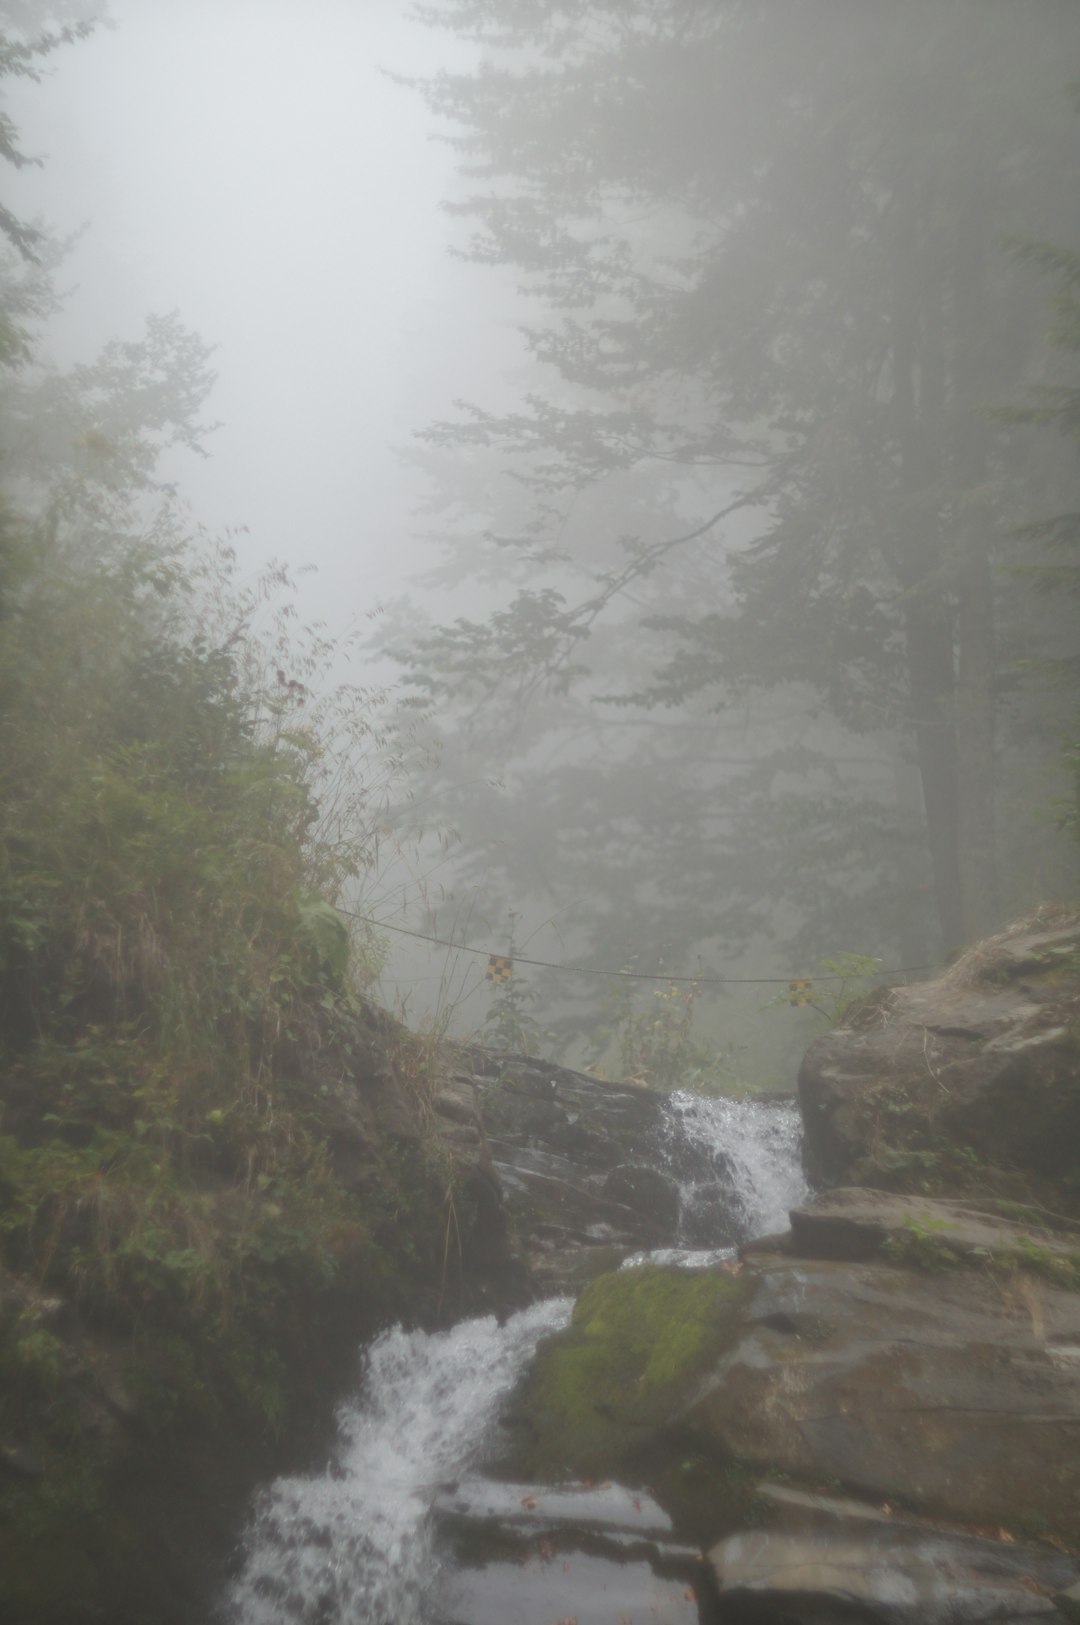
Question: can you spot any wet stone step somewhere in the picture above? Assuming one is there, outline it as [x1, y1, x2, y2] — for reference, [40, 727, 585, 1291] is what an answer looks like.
[432, 1478, 706, 1625]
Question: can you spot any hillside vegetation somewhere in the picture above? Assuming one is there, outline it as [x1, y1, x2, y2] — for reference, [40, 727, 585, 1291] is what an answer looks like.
[0, 518, 478, 1623]
[0, 203, 464, 1625]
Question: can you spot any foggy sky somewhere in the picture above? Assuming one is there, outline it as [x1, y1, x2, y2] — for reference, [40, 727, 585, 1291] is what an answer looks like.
[3, 0, 523, 631]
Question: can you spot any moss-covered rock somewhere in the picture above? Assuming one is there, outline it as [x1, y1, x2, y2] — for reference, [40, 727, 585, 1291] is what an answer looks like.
[505, 1264, 754, 1481]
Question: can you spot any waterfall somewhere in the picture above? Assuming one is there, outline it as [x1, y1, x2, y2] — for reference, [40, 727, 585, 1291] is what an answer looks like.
[220, 1297, 573, 1625]
[221, 1092, 806, 1625]
[661, 1089, 809, 1244]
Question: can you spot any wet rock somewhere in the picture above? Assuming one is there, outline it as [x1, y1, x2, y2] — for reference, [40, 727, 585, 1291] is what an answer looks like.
[461, 1056, 804, 1284]
[461, 1050, 679, 1279]
[603, 1163, 681, 1239]
[1058, 1580, 1080, 1619]
[527, 1241, 632, 1297]
[433, 1477, 704, 1625]
[689, 1249, 1080, 1542]
[677, 1177, 743, 1247]
[435, 1084, 482, 1126]
[434, 1475, 687, 1542]
[789, 1186, 1080, 1272]
[506, 1222, 1080, 1548]
[469, 1051, 666, 1167]
[798, 909, 1080, 1202]
[710, 1482, 1078, 1623]
[0, 1440, 44, 1480]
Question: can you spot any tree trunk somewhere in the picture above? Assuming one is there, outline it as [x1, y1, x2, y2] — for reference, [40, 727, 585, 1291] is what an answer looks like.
[905, 596, 964, 949]
[889, 177, 965, 950]
[952, 136, 998, 938]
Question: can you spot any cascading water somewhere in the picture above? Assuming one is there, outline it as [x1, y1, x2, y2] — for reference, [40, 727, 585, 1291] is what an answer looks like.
[220, 1297, 573, 1625]
[221, 1092, 807, 1625]
[661, 1088, 809, 1244]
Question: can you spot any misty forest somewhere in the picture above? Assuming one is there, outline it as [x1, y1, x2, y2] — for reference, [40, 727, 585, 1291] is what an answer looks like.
[1, 5, 1080, 1625]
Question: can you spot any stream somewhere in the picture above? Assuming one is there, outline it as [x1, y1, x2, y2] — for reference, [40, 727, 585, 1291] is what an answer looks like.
[220, 1092, 807, 1625]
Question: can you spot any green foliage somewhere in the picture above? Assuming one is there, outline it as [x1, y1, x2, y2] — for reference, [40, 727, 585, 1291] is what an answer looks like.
[882, 1213, 1080, 1289]
[0, 210, 441, 1488]
[474, 914, 553, 1056]
[882, 1214, 961, 1272]
[9, 1312, 62, 1389]
[477, 977, 550, 1056]
[868, 1141, 987, 1195]
[0, 27, 466, 1615]
[812, 953, 885, 1023]
[589, 978, 750, 1095]
[1008, 1233, 1080, 1292]
[761, 950, 883, 1028]
[0, 8, 98, 262]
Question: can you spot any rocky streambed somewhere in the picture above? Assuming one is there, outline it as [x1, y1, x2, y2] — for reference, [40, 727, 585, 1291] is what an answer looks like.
[223, 1181, 1080, 1624]
[219, 1076, 807, 1624]
[219, 913, 1080, 1625]
[7, 912, 1078, 1623]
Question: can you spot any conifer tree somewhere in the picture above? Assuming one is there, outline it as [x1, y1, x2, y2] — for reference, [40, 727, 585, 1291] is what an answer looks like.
[393, 0, 1080, 965]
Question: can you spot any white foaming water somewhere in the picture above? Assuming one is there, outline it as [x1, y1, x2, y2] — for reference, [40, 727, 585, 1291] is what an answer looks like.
[221, 1296, 572, 1625]
[660, 1089, 809, 1243]
[222, 1089, 807, 1623]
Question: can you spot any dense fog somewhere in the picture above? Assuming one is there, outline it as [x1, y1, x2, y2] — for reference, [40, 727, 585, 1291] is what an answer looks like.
[6, 17, 1080, 1624]
[3, 0, 1079, 1078]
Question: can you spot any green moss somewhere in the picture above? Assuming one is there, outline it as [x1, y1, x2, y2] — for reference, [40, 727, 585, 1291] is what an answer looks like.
[510, 1264, 753, 1480]
[874, 1212, 1080, 1293]
[1005, 1234, 1080, 1292]
[882, 1214, 963, 1271]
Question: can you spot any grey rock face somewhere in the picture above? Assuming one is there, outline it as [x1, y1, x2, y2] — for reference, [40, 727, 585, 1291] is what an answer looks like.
[798, 911, 1080, 1197]
[711, 1484, 1078, 1624]
[689, 1240, 1080, 1537]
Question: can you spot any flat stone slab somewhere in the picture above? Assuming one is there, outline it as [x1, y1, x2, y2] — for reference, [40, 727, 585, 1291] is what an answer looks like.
[433, 1477, 702, 1625]
[711, 1528, 1062, 1622]
[710, 1483, 1079, 1623]
[789, 1187, 1080, 1267]
[437, 1547, 700, 1625]
[434, 1477, 678, 1540]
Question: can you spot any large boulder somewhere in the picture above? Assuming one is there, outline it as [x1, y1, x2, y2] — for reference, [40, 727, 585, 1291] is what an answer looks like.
[798, 909, 1080, 1207]
[690, 1244, 1080, 1540]
[501, 1263, 752, 1484]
